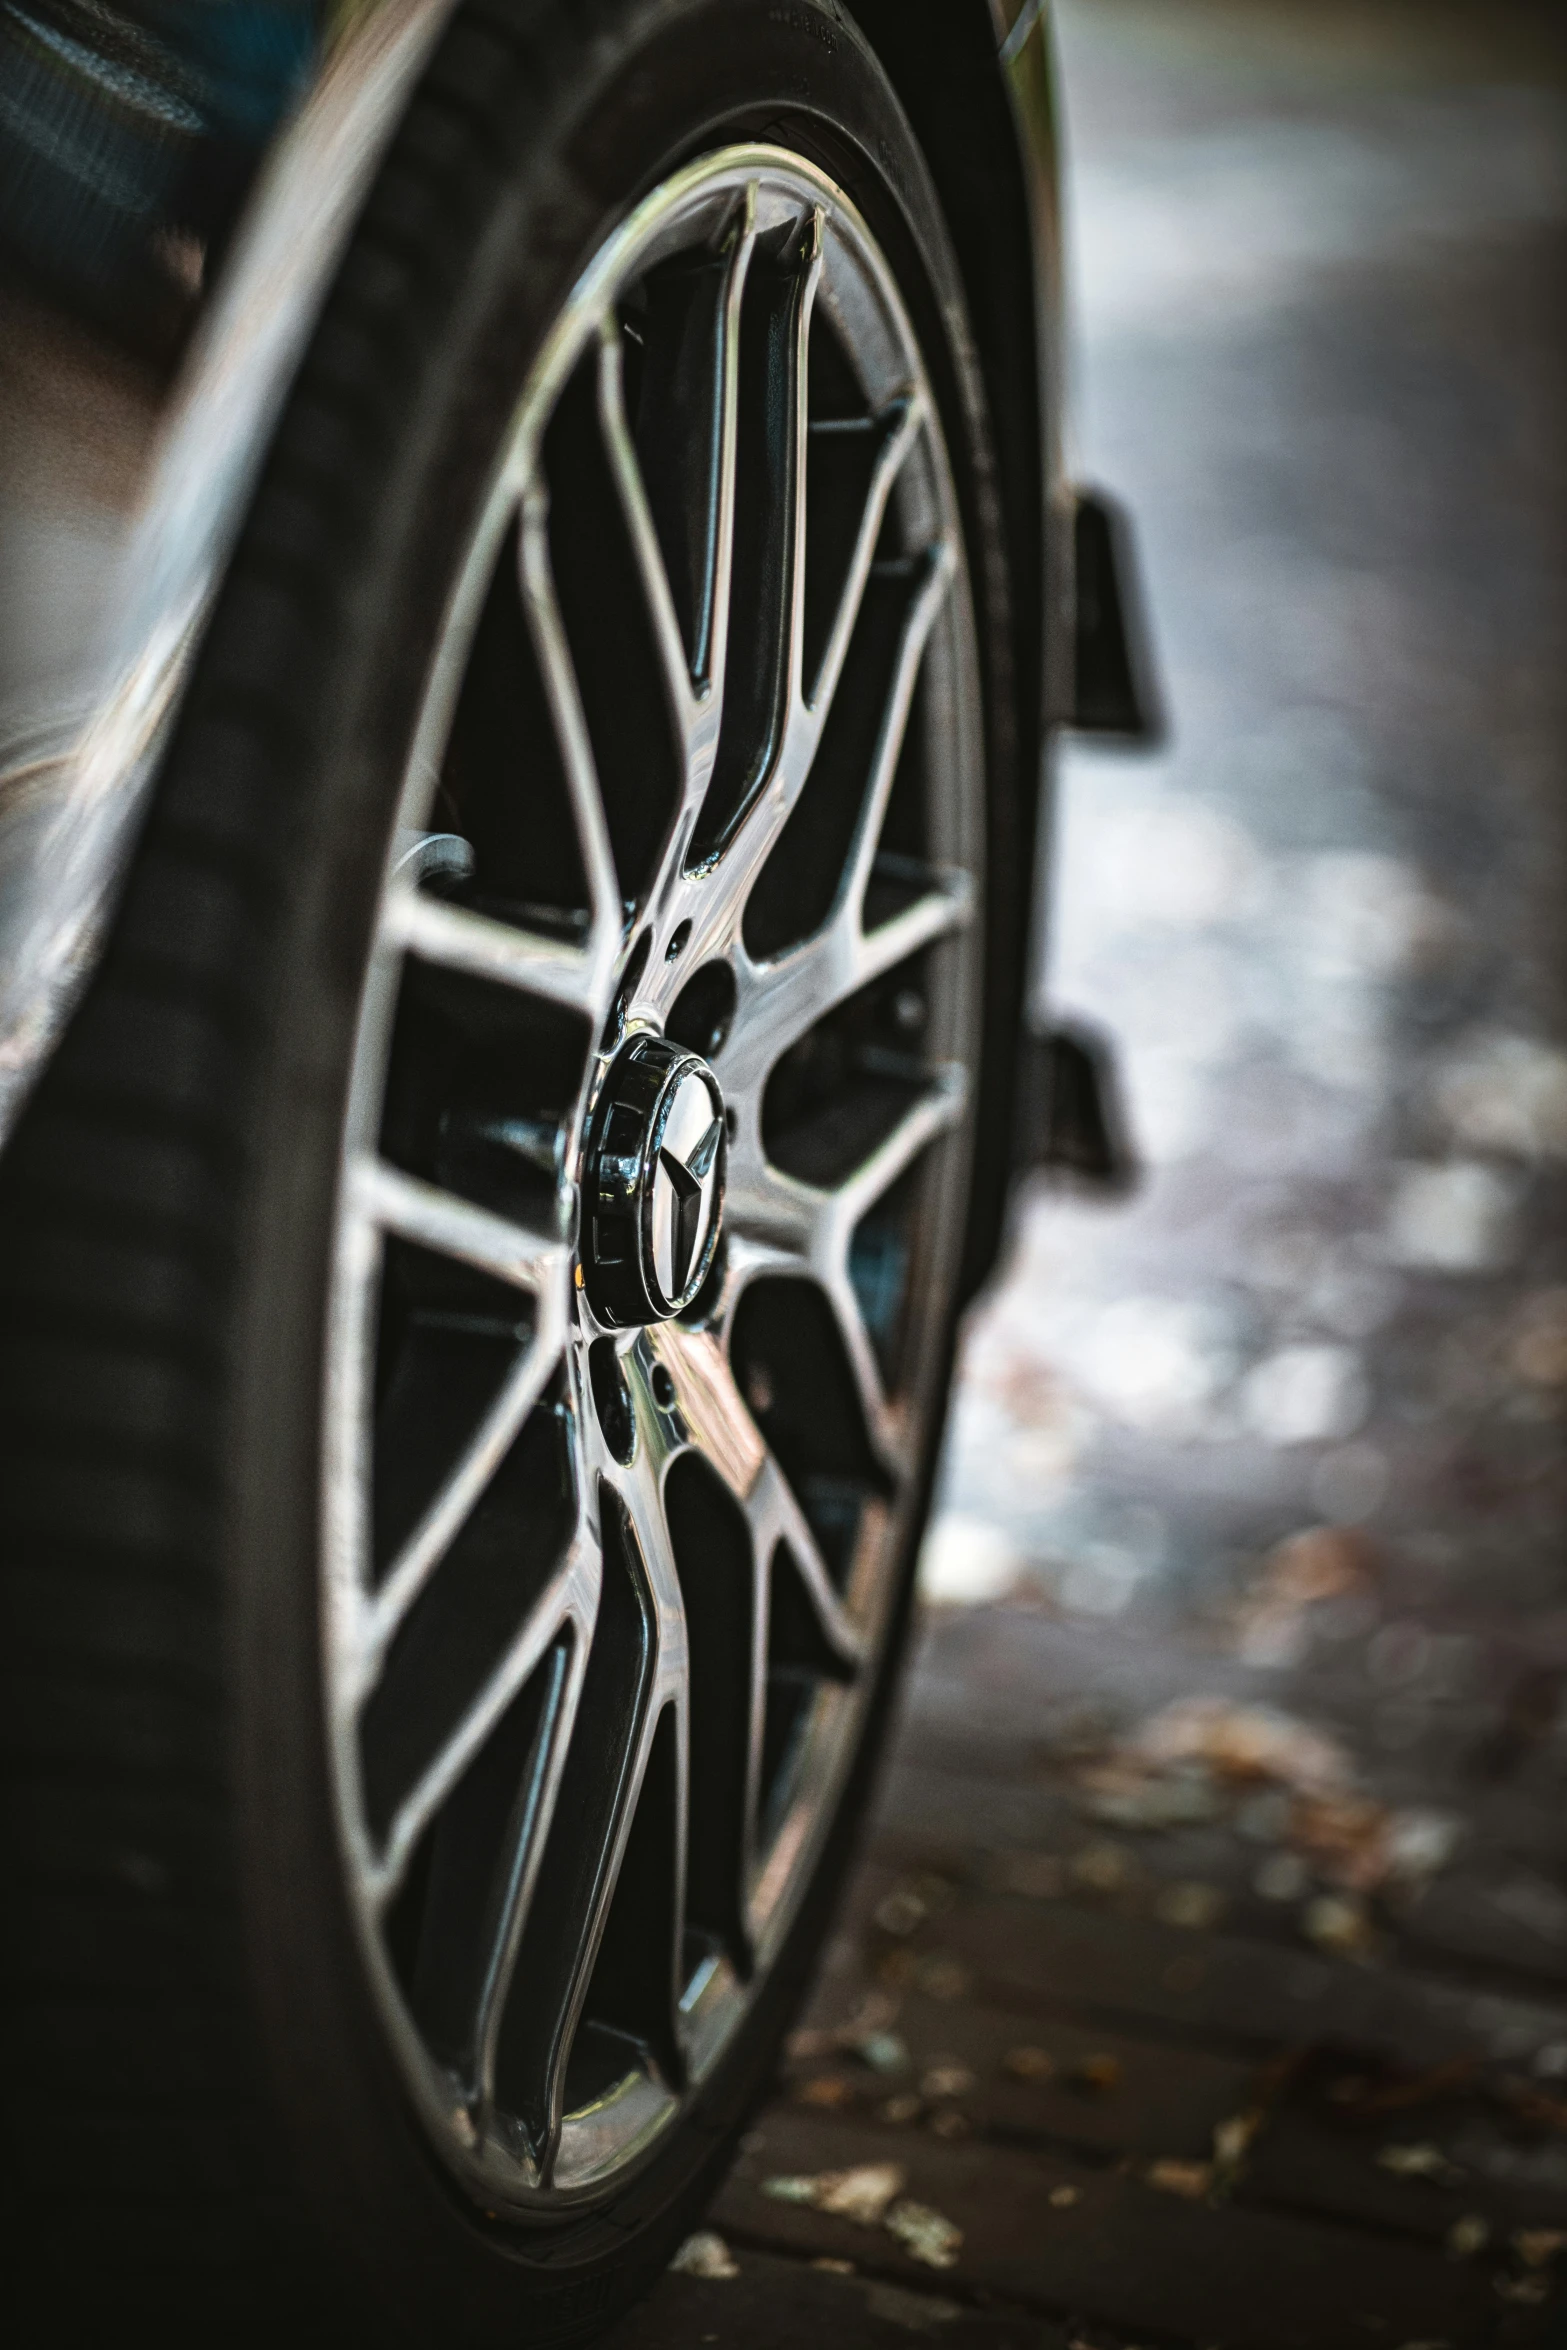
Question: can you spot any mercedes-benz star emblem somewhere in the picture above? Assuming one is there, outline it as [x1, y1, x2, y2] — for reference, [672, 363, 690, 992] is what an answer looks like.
[582, 1035, 727, 1326]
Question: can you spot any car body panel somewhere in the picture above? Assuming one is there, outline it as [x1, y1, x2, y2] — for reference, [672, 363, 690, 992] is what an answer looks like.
[0, 0, 1068, 1158]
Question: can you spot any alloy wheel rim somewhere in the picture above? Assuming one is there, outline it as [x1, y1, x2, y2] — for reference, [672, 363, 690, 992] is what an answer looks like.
[322, 144, 983, 2213]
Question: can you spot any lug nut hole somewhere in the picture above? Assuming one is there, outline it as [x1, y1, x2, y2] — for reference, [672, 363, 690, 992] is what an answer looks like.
[590, 1338, 635, 1463]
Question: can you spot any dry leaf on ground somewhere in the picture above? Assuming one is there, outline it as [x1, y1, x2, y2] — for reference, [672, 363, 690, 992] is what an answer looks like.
[1071, 1841, 1136, 1892]
[1230, 1527, 1369, 1667]
[1302, 1892, 1373, 1956]
[670, 2232, 739, 2280]
[794, 2074, 855, 2109]
[1212, 2109, 1262, 2183]
[1147, 2158, 1213, 2199]
[1496, 2275, 1549, 2306]
[1069, 2054, 1123, 2095]
[1377, 2142, 1464, 2187]
[1156, 1880, 1226, 1930]
[1128, 1698, 1353, 1796]
[761, 2162, 907, 2226]
[853, 2029, 911, 2076]
[875, 1889, 929, 1937]
[884, 2198, 963, 2269]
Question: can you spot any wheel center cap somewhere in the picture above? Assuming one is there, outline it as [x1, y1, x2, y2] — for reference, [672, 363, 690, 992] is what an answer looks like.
[582, 1035, 726, 1326]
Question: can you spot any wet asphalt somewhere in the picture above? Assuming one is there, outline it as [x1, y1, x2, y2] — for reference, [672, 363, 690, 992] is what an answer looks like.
[924, 0, 1567, 1978]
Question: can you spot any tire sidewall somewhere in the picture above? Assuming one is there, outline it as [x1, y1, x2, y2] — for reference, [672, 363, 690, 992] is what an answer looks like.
[212, 1, 1013, 2333]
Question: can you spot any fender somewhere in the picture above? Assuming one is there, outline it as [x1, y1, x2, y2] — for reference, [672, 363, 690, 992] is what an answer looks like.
[0, 0, 1091, 1193]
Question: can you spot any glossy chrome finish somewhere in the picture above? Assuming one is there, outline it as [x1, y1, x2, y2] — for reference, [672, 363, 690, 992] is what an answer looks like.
[323, 146, 983, 2213]
[0, 0, 462, 1144]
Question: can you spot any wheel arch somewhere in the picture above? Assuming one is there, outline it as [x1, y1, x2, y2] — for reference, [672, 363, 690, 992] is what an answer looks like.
[845, 0, 1070, 1290]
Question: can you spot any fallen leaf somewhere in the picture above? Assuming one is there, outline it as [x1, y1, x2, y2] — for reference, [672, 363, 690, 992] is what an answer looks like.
[1071, 1841, 1134, 1892]
[1447, 2214, 1490, 2259]
[1376, 2142, 1464, 2187]
[1212, 2109, 1262, 2180]
[1496, 2274, 1549, 2306]
[920, 2062, 975, 2100]
[880, 2093, 923, 2125]
[1069, 2054, 1122, 2095]
[1147, 2158, 1213, 2199]
[761, 2174, 821, 2206]
[1254, 1851, 1310, 1903]
[811, 2258, 855, 2275]
[1514, 2228, 1567, 2268]
[1049, 2183, 1081, 2208]
[1002, 2045, 1056, 2083]
[794, 2074, 855, 2109]
[1128, 1697, 1353, 1797]
[853, 2030, 910, 2076]
[1077, 1761, 1222, 1831]
[1156, 1880, 1226, 1931]
[1301, 1892, 1373, 1957]
[875, 1888, 928, 1937]
[884, 2198, 963, 2269]
[789, 1992, 899, 2062]
[1229, 1527, 1372, 1665]
[915, 1956, 970, 2000]
[670, 2232, 739, 2280]
[1290, 1794, 1394, 1892]
[787, 2026, 838, 2061]
[815, 2163, 908, 2224]
[764, 2164, 915, 2223]
[929, 2107, 971, 2140]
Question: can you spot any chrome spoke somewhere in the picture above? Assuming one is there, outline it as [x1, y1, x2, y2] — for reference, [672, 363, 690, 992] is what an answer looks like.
[610, 206, 758, 931]
[683, 211, 822, 910]
[648, 1321, 766, 1500]
[368, 1535, 595, 1909]
[349, 1155, 568, 1294]
[836, 1066, 969, 1227]
[597, 314, 700, 760]
[491, 1445, 688, 2170]
[839, 539, 956, 911]
[807, 392, 925, 722]
[363, 1326, 568, 1676]
[650, 1324, 862, 1659]
[385, 886, 605, 1019]
[518, 480, 623, 983]
[747, 1450, 863, 1667]
[725, 1075, 966, 1471]
[467, 1533, 597, 2123]
[704, 193, 758, 737]
[720, 866, 972, 1098]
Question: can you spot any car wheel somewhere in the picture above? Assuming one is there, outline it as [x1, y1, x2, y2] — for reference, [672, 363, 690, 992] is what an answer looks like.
[0, 0, 1018, 2335]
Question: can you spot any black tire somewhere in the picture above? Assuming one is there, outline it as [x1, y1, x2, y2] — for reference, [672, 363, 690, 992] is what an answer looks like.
[0, 1, 1022, 2337]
